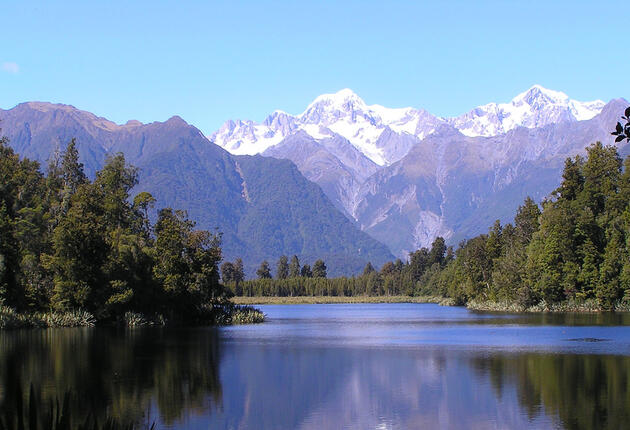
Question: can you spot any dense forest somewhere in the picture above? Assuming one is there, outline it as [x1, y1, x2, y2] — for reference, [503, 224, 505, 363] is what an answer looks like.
[0, 136, 260, 326]
[229, 139, 630, 311]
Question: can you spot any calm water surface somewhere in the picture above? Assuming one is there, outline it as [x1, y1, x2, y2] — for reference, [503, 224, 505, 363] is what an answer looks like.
[2, 303, 630, 429]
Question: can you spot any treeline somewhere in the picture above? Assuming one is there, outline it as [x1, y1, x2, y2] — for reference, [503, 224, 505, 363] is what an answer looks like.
[0, 137, 233, 323]
[228, 140, 630, 311]
[222, 241, 450, 297]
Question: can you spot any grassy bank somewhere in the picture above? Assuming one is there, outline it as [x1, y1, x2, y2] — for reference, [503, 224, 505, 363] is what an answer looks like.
[0, 303, 265, 329]
[231, 295, 447, 305]
[466, 299, 630, 313]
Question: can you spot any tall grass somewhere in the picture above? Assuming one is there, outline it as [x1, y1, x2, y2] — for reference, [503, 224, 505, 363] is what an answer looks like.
[0, 307, 95, 329]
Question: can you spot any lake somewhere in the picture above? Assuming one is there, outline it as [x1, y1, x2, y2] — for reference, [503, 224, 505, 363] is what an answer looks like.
[2, 303, 630, 429]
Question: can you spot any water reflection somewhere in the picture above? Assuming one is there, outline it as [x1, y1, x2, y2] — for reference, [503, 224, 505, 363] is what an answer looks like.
[0, 328, 222, 426]
[0, 304, 629, 429]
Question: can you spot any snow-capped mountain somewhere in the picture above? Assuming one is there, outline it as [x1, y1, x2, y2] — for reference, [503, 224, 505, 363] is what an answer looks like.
[211, 88, 442, 166]
[448, 85, 605, 137]
[211, 85, 605, 167]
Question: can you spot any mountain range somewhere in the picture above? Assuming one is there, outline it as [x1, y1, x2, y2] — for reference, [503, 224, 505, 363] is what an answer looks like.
[0, 86, 627, 275]
[0, 102, 394, 277]
[212, 86, 627, 257]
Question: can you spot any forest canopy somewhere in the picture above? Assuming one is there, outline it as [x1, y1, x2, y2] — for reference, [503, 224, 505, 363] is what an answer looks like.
[0, 137, 238, 325]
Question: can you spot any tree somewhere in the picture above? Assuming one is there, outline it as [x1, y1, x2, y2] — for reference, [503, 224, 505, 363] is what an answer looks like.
[556, 156, 584, 201]
[363, 262, 375, 276]
[276, 255, 289, 279]
[133, 191, 156, 237]
[380, 261, 395, 276]
[289, 255, 301, 278]
[485, 220, 503, 262]
[152, 208, 223, 313]
[581, 142, 621, 217]
[312, 259, 327, 278]
[409, 248, 429, 281]
[514, 197, 541, 245]
[61, 138, 87, 196]
[428, 237, 447, 267]
[300, 264, 312, 278]
[234, 258, 245, 285]
[0, 203, 20, 307]
[256, 261, 272, 279]
[221, 261, 235, 284]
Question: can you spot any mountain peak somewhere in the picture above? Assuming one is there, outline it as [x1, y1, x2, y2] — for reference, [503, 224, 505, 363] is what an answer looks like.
[513, 85, 569, 106]
[305, 88, 366, 111]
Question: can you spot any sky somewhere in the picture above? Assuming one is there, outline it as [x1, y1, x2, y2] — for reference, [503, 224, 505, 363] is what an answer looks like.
[1, 1, 627, 134]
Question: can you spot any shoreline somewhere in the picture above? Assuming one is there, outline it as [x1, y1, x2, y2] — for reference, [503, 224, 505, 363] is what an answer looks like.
[231, 296, 630, 313]
[231, 295, 451, 305]
[0, 303, 265, 329]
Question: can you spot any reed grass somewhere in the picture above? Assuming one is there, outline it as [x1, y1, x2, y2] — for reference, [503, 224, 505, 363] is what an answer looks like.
[0, 306, 96, 329]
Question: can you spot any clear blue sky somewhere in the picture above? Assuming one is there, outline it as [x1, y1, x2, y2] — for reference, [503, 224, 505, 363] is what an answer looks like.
[1, 1, 626, 134]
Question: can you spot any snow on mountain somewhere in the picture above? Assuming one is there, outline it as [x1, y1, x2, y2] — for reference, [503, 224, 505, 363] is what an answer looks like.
[448, 85, 605, 137]
[210, 85, 605, 167]
[211, 89, 442, 166]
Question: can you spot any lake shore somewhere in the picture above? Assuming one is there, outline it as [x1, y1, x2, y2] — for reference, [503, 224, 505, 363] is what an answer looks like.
[0, 303, 265, 329]
[232, 295, 630, 313]
[466, 299, 630, 313]
[231, 295, 451, 305]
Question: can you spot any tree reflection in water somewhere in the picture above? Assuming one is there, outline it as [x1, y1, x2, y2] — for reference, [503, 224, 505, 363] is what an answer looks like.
[1, 326, 629, 429]
[0, 328, 222, 426]
[473, 353, 630, 430]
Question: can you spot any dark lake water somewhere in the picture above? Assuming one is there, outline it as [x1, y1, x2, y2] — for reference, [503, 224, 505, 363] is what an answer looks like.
[2, 303, 630, 429]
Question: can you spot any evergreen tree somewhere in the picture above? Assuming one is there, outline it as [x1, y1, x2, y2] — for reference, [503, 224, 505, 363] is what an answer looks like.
[409, 248, 429, 281]
[312, 259, 327, 278]
[363, 262, 375, 276]
[276, 255, 289, 280]
[428, 237, 447, 267]
[234, 258, 245, 285]
[300, 264, 312, 278]
[61, 139, 87, 194]
[256, 261, 272, 279]
[514, 197, 541, 245]
[289, 255, 301, 278]
[380, 261, 395, 276]
[221, 261, 235, 283]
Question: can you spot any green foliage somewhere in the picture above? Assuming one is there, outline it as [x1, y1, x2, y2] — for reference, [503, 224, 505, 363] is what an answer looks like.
[256, 261, 272, 279]
[288, 255, 300, 278]
[0, 137, 233, 324]
[312, 259, 327, 278]
[300, 264, 312, 278]
[276, 255, 289, 280]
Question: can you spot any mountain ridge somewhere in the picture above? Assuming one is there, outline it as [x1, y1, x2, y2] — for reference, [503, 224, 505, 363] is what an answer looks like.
[0, 102, 395, 277]
[211, 85, 606, 166]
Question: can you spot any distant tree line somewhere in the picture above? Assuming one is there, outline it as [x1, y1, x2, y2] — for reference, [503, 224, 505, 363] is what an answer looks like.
[223, 239, 449, 297]
[227, 139, 630, 310]
[0, 137, 231, 323]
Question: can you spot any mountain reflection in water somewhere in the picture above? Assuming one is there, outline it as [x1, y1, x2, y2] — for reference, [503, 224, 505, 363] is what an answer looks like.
[1, 304, 629, 429]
